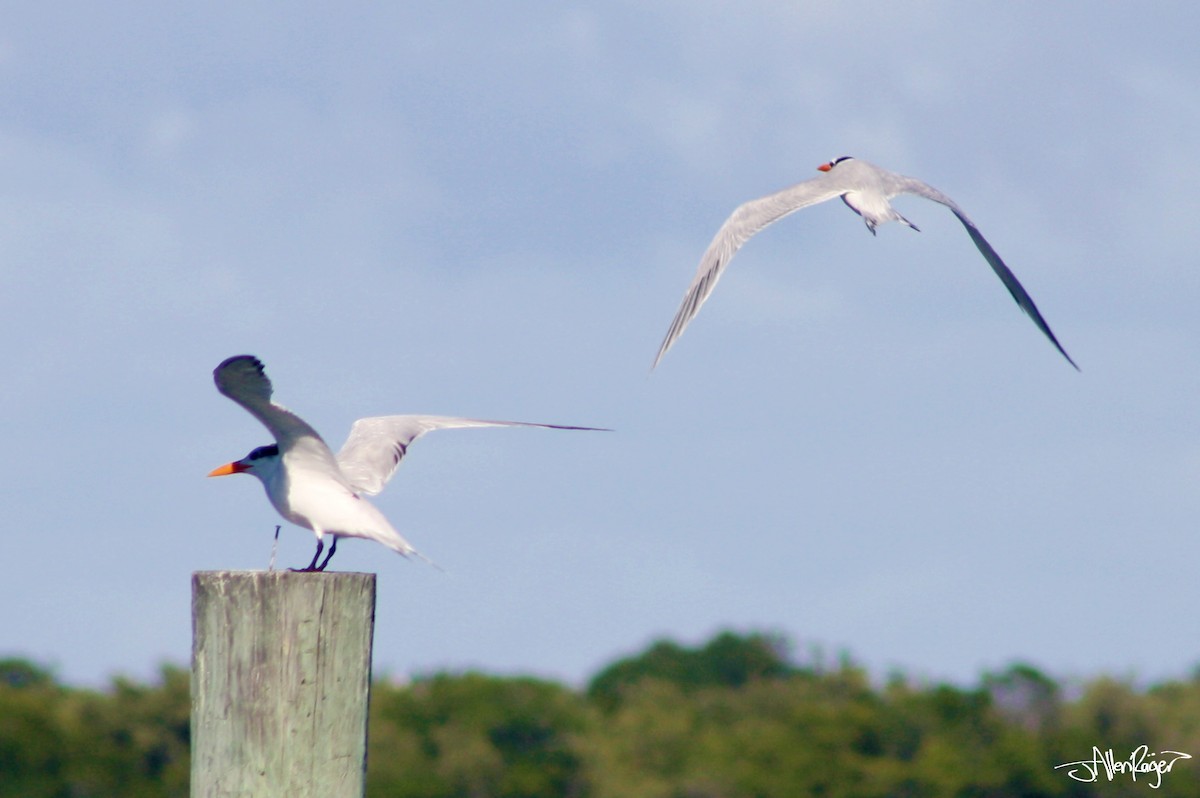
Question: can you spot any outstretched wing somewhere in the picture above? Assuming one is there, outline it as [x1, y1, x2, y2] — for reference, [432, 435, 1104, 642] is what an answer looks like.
[213, 355, 327, 444]
[653, 174, 848, 369]
[335, 415, 609, 496]
[896, 177, 1079, 370]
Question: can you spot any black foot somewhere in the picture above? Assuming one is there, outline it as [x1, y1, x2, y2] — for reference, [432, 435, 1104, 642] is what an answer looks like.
[291, 539, 324, 572]
[289, 537, 337, 572]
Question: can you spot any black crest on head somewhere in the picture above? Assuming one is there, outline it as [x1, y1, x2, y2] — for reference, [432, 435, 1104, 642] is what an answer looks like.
[248, 444, 279, 461]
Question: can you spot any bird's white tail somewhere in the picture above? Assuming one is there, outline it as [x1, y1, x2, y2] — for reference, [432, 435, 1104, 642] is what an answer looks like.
[380, 529, 442, 571]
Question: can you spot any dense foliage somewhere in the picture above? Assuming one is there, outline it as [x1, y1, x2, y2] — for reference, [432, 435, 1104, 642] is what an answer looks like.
[2, 633, 1198, 797]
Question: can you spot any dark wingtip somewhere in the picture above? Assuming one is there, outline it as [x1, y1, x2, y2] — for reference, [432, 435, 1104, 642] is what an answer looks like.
[215, 354, 264, 377]
[1035, 322, 1079, 371]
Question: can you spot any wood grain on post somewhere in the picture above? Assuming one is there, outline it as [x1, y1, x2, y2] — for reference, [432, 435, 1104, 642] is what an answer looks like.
[190, 571, 376, 798]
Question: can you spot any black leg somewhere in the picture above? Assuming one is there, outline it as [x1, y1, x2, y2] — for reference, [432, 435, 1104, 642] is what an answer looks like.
[291, 539, 324, 572]
[315, 536, 338, 571]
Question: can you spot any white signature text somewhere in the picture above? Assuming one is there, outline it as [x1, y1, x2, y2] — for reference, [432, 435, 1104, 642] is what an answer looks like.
[1055, 745, 1191, 789]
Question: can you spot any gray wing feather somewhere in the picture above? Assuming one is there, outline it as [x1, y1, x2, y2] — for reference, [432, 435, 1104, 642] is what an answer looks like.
[213, 355, 328, 444]
[336, 415, 609, 496]
[653, 175, 848, 369]
[895, 178, 1079, 370]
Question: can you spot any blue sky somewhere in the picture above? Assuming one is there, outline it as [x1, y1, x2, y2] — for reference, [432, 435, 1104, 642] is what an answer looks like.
[3, 2, 1199, 688]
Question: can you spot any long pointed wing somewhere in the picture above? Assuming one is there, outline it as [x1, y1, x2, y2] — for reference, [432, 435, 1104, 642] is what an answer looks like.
[335, 415, 609, 496]
[653, 175, 848, 369]
[896, 178, 1079, 370]
[213, 355, 328, 444]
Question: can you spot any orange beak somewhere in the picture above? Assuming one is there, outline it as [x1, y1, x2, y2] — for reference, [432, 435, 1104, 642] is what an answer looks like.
[817, 163, 832, 172]
[207, 461, 250, 477]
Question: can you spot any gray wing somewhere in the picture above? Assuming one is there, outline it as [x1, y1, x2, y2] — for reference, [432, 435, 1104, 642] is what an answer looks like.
[653, 175, 849, 369]
[335, 415, 609, 496]
[895, 177, 1079, 370]
[213, 355, 328, 444]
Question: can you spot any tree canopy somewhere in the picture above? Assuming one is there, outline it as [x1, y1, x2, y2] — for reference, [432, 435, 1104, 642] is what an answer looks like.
[2, 635, 1198, 797]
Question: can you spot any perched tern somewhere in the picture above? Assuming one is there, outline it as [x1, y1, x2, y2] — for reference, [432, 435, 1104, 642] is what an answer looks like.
[208, 355, 606, 572]
[653, 156, 1078, 370]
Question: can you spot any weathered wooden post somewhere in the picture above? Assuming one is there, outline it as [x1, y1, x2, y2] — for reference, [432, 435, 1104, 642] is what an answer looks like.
[190, 571, 376, 798]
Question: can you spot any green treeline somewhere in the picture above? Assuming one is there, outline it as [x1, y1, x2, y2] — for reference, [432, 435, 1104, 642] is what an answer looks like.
[2, 632, 1198, 797]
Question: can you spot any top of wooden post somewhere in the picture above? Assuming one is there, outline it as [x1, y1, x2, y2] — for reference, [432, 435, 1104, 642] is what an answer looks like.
[191, 570, 377, 798]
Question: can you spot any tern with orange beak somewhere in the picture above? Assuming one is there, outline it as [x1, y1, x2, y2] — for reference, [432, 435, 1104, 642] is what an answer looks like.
[208, 355, 606, 571]
[653, 156, 1077, 369]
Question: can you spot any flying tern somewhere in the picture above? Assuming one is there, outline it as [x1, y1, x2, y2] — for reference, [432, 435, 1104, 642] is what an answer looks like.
[208, 355, 606, 572]
[653, 156, 1077, 370]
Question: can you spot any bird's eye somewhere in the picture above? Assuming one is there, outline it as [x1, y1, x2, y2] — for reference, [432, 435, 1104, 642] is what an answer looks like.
[832, 156, 852, 166]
